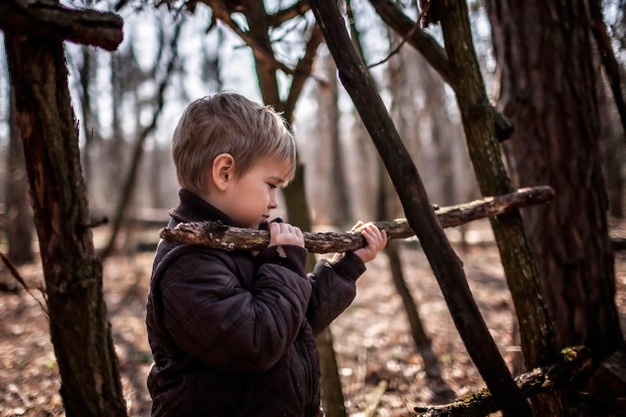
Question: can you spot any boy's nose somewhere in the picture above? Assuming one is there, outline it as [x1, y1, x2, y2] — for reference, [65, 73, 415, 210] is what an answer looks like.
[269, 191, 278, 209]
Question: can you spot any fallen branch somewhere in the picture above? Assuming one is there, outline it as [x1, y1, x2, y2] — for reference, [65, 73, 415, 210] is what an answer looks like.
[160, 186, 554, 253]
[414, 346, 592, 417]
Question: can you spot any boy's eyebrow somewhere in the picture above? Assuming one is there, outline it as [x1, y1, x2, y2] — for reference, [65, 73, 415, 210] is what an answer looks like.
[268, 175, 287, 184]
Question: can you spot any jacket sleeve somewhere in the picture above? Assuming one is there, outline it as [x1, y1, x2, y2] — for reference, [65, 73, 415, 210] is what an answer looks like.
[306, 251, 366, 335]
[159, 246, 311, 373]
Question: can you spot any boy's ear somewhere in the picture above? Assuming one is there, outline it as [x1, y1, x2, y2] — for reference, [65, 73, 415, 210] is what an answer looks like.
[212, 153, 235, 191]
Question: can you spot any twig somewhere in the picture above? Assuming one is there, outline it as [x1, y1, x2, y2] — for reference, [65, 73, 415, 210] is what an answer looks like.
[160, 185, 554, 253]
[0, 252, 48, 315]
[367, 21, 420, 69]
[363, 380, 388, 417]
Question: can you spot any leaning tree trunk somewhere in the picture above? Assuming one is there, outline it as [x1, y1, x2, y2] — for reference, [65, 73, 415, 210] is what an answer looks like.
[486, 0, 625, 413]
[4, 30, 127, 417]
[309, 2, 532, 416]
[367, 4, 559, 413]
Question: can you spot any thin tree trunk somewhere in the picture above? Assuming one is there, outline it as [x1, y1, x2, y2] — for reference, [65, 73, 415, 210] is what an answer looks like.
[368, 9, 558, 412]
[323, 52, 351, 227]
[383, 42, 455, 399]
[312, 50, 351, 227]
[231, 2, 350, 414]
[317, 326, 348, 417]
[101, 20, 181, 258]
[4, 29, 127, 417]
[437, 2, 562, 414]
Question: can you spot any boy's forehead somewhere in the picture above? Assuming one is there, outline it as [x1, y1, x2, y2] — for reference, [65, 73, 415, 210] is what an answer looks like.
[255, 157, 293, 179]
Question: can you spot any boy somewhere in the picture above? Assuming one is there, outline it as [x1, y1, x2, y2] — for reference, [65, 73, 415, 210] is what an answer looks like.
[146, 93, 387, 417]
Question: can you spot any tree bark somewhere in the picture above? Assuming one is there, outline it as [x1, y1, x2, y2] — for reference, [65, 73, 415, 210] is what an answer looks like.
[414, 346, 593, 417]
[368, 9, 560, 411]
[486, 0, 625, 413]
[4, 24, 127, 417]
[0, 0, 123, 51]
[436, 2, 562, 413]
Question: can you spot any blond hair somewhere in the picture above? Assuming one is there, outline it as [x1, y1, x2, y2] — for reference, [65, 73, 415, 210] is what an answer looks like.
[172, 93, 296, 196]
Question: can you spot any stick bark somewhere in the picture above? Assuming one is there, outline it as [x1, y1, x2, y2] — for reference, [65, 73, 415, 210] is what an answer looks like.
[160, 186, 553, 253]
[414, 346, 592, 417]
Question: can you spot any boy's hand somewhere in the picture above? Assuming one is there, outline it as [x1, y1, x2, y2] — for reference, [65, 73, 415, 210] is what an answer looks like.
[268, 222, 305, 248]
[352, 221, 388, 263]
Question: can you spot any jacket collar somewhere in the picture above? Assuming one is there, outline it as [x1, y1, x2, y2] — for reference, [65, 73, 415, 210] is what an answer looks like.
[169, 188, 235, 226]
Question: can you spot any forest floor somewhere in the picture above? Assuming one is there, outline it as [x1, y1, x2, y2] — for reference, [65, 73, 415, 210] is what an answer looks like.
[0, 219, 625, 417]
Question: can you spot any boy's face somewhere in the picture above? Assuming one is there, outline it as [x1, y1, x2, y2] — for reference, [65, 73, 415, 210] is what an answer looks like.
[220, 157, 292, 229]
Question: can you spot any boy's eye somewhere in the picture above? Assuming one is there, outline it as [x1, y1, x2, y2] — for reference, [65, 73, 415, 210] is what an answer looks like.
[268, 183, 278, 189]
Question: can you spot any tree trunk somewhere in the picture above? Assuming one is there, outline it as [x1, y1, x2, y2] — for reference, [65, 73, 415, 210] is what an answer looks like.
[312, 50, 352, 227]
[234, 2, 347, 415]
[486, 0, 625, 413]
[368, 9, 559, 412]
[4, 32, 126, 417]
[309, 2, 532, 415]
[5, 86, 34, 265]
[437, 2, 563, 413]
[101, 20, 181, 258]
[384, 43, 455, 400]
[323, 51, 352, 227]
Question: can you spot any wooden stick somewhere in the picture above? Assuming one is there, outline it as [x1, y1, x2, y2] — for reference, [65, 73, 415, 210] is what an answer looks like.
[160, 185, 554, 253]
[413, 346, 592, 417]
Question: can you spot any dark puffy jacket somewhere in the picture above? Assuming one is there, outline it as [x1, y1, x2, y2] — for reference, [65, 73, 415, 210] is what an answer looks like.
[146, 189, 365, 416]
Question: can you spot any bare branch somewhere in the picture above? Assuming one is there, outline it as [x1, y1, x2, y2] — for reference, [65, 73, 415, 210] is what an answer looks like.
[367, 0, 514, 141]
[368, 0, 451, 82]
[199, 0, 296, 75]
[283, 24, 324, 120]
[0, 252, 48, 315]
[267, 0, 310, 28]
[160, 186, 554, 253]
